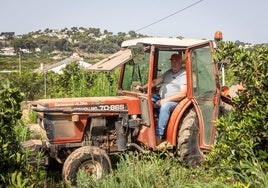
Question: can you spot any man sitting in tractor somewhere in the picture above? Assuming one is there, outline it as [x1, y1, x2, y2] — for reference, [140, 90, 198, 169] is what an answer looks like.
[136, 53, 187, 146]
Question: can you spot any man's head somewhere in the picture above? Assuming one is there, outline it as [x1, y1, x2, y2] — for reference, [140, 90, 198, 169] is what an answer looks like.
[169, 53, 183, 73]
[169, 54, 182, 61]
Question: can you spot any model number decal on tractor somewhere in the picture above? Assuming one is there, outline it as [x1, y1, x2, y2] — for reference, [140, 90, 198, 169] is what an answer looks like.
[72, 104, 127, 112]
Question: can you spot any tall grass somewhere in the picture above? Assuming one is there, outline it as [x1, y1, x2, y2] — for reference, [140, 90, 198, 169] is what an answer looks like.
[75, 151, 228, 188]
[27, 109, 38, 124]
[14, 120, 30, 143]
[74, 150, 268, 188]
[231, 150, 268, 188]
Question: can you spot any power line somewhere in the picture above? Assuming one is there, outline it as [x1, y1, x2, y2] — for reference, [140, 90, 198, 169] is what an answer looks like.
[135, 0, 205, 32]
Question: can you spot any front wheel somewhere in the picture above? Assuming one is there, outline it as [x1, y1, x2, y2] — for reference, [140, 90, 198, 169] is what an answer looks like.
[62, 146, 112, 186]
[177, 109, 204, 166]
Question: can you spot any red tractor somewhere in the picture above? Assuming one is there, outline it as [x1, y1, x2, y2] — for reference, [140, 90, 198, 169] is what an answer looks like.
[23, 35, 224, 185]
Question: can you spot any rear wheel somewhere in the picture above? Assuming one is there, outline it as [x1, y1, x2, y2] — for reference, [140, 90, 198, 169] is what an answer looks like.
[177, 109, 204, 166]
[62, 146, 111, 186]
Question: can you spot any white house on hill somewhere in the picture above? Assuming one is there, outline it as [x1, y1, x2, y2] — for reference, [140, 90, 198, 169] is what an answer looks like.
[34, 53, 91, 74]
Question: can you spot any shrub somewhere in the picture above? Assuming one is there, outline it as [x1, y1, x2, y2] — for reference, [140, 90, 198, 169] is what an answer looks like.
[0, 81, 46, 187]
[207, 42, 268, 187]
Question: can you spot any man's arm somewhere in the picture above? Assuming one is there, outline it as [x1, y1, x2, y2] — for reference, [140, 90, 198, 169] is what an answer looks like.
[157, 84, 187, 105]
[136, 77, 163, 91]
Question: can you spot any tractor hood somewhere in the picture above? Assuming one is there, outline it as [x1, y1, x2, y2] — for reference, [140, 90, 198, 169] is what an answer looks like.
[33, 96, 140, 115]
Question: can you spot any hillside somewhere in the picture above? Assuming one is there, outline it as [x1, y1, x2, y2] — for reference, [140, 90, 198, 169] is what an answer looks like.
[0, 28, 148, 72]
[2, 27, 266, 73]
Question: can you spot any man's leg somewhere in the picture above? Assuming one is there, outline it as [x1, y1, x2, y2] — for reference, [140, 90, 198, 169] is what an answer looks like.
[156, 101, 178, 141]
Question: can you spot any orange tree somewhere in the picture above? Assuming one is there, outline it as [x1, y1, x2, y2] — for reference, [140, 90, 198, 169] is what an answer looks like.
[0, 81, 24, 186]
[207, 42, 268, 185]
[0, 81, 46, 187]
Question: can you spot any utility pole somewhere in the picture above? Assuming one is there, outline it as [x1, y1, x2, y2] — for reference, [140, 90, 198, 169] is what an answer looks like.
[41, 63, 47, 98]
[18, 50, 21, 76]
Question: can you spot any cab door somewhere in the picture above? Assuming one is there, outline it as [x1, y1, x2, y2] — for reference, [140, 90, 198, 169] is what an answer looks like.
[187, 42, 220, 149]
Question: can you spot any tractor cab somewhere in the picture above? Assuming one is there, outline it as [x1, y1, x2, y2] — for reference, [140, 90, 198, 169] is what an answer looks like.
[88, 37, 221, 151]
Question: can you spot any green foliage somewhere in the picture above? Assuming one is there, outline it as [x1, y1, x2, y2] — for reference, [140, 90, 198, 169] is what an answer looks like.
[0, 81, 24, 186]
[8, 27, 143, 55]
[7, 70, 44, 100]
[0, 51, 62, 77]
[2, 60, 119, 100]
[0, 81, 46, 187]
[207, 42, 268, 187]
[42, 62, 119, 98]
[0, 55, 20, 70]
[88, 70, 119, 97]
[26, 110, 38, 124]
[214, 41, 240, 86]
[0, 27, 147, 100]
[10, 34, 72, 53]
[0, 81, 23, 124]
[14, 121, 30, 143]
[235, 152, 268, 187]
[76, 152, 230, 188]
[2, 29, 267, 186]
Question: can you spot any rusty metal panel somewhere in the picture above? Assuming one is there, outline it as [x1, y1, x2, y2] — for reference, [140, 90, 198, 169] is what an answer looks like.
[139, 97, 150, 126]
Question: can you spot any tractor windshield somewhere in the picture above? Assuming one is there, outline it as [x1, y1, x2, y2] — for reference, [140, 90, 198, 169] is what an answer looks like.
[121, 46, 150, 91]
[121, 48, 184, 92]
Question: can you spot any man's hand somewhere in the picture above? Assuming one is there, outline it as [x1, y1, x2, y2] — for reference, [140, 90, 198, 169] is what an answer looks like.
[156, 99, 161, 106]
[156, 99, 165, 106]
[135, 85, 145, 92]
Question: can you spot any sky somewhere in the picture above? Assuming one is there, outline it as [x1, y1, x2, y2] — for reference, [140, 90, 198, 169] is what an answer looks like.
[1, 0, 267, 44]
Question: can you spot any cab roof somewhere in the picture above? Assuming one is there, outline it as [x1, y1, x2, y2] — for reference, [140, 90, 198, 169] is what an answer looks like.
[121, 37, 209, 48]
[87, 37, 211, 71]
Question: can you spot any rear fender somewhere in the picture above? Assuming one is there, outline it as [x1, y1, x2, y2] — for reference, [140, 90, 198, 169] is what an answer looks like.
[166, 98, 192, 145]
